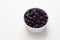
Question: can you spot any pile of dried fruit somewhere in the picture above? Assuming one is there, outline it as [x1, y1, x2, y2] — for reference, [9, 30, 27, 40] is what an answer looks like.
[24, 8, 48, 28]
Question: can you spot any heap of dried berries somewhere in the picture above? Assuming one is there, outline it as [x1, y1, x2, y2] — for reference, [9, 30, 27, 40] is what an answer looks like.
[24, 8, 48, 28]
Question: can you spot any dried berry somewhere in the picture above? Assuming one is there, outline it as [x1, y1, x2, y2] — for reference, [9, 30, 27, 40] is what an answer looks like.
[24, 8, 48, 28]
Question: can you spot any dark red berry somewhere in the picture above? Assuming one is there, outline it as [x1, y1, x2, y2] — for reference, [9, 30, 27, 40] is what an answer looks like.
[33, 24, 39, 28]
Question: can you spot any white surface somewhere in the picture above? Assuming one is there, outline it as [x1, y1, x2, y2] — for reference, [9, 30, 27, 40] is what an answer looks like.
[0, 0, 60, 40]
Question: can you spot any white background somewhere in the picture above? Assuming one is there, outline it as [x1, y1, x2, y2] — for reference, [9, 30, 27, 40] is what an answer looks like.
[0, 0, 60, 40]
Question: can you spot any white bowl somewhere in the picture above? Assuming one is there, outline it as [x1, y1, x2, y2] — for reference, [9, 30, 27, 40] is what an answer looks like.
[25, 22, 48, 33]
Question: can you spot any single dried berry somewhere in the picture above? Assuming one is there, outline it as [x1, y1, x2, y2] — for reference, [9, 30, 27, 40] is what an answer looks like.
[24, 8, 48, 28]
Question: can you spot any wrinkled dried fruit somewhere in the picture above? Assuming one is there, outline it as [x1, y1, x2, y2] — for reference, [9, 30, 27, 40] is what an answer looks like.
[24, 8, 48, 28]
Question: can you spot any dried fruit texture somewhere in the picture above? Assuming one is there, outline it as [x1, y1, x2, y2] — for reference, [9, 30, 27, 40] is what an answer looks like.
[24, 8, 48, 28]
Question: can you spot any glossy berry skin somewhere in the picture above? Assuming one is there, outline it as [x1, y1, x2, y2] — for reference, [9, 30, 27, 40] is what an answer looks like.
[24, 8, 48, 28]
